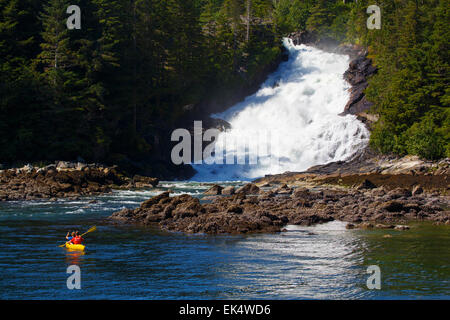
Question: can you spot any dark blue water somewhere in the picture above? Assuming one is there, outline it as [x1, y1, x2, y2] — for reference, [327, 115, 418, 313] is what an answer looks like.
[1, 182, 449, 299]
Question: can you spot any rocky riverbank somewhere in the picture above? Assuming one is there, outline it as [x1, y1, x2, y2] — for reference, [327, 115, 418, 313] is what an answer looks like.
[110, 156, 450, 234]
[0, 162, 159, 201]
[255, 151, 450, 191]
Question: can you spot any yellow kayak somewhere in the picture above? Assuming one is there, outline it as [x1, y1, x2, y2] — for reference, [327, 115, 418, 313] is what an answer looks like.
[65, 243, 86, 251]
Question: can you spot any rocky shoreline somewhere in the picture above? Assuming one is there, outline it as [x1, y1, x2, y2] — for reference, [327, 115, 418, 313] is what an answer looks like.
[0, 162, 159, 201]
[110, 156, 449, 235]
[110, 173, 449, 234]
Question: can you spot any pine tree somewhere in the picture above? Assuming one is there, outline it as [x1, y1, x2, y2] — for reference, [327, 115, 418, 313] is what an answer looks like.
[37, 0, 77, 100]
[306, 0, 331, 34]
[0, 0, 43, 162]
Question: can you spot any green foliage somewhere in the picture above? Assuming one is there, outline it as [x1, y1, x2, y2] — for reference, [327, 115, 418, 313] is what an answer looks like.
[404, 117, 446, 160]
[363, 0, 449, 160]
[273, 0, 313, 35]
[0, 0, 283, 167]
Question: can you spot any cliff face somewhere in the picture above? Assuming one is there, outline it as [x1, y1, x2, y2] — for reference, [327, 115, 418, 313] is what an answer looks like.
[341, 51, 377, 119]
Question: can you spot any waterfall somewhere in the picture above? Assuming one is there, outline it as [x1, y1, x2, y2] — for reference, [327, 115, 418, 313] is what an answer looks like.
[192, 38, 369, 181]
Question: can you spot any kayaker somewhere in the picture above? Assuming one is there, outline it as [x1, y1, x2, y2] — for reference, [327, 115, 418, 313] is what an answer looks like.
[71, 231, 84, 245]
[66, 231, 75, 242]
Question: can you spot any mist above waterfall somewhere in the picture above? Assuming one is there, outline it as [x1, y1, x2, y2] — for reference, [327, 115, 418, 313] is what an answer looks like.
[192, 38, 369, 182]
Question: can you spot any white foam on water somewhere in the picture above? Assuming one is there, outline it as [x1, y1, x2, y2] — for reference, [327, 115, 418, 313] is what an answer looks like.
[192, 39, 369, 181]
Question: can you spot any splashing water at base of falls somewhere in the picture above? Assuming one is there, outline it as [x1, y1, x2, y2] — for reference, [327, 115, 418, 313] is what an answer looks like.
[192, 38, 369, 181]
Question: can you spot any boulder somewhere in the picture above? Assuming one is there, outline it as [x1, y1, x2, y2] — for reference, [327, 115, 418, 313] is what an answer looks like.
[133, 175, 159, 187]
[380, 201, 405, 212]
[235, 183, 260, 195]
[291, 188, 311, 199]
[227, 205, 243, 214]
[273, 184, 293, 194]
[172, 198, 203, 218]
[222, 186, 235, 195]
[141, 192, 171, 208]
[76, 162, 87, 171]
[357, 179, 377, 190]
[375, 224, 395, 229]
[204, 184, 223, 195]
[359, 222, 374, 229]
[412, 185, 423, 196]
[21, 164, 34, 173]
[57, 161, 73, 169]
[386, 188, 412, 199]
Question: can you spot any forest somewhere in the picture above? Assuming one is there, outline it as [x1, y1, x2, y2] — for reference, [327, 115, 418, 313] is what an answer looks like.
[0, 0, 448, 176]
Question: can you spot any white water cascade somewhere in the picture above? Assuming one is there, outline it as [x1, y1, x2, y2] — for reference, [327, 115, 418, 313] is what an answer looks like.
[192, 38, 369, 181]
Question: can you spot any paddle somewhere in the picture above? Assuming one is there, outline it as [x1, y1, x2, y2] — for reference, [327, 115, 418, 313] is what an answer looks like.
[59, 226, 97, 247]
[80, 226, 97, 237]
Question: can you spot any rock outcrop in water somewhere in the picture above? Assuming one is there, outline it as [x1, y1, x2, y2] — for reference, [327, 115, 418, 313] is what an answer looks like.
[0, 162, 159, 201]
[110, 178, 450, 234]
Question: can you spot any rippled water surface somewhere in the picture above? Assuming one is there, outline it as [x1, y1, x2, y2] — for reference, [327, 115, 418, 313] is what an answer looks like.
[0, 182, 449, 299]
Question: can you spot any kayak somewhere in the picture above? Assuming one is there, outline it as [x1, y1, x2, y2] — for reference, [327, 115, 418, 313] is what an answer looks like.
[65, 243, 86, 251]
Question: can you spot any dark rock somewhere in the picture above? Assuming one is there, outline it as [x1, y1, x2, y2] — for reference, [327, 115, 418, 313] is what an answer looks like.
[341, 52, 377, 117]
[204, 184, 223, 195]
[288, 30, 317, 46]
[357, 179, 377, 190]
[172, 198, 203, 218]
[359, 222, 374, 229]
[273, 184, 293, 194]
[202, 117, 232, 132]
[375, 224, 395, 229]
[133, 175, 159, 187]
[412, 185, 424, 196]
[236, 183, 260, 195]
[202, 195, 221, 201]
[386, 188, 412, 199]
[380, 201, 405, 212]
[222, 186, 235, 195]
[227, 205, 243, 214]
[141, 192, 170, 208]
[291, 188, 311, 199]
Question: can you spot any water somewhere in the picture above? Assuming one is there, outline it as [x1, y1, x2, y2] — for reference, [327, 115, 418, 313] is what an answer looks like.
[193, 39, 369, 181]
[1, 182, 449, 299]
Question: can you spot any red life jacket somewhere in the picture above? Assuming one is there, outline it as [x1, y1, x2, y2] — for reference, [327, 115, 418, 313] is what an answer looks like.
[72, 236, 83, 244]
